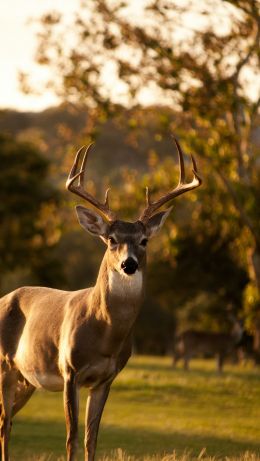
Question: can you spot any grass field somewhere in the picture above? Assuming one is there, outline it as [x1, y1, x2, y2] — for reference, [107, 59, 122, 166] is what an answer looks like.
[10, 356, 260, 460]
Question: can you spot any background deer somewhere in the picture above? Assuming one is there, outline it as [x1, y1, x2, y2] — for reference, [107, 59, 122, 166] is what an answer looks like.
[173, 319, 243, 373]
[0, 138, 201, 461]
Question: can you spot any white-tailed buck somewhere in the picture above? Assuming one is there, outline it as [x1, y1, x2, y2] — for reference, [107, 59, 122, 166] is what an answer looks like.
[173, 321, 243, 373]
[0, 138, 201, 460]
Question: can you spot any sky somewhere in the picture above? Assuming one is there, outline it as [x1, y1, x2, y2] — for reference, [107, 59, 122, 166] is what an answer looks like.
[0, 0, 217, 112]
[0, 0, 80, 112]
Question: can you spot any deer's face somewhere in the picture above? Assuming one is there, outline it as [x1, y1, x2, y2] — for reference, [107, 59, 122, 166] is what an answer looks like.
[105, 220, 147, 275]
[76, 206, 172, 276]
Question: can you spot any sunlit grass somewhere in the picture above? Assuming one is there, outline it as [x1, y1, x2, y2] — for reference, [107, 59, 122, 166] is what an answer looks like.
[11, 356, 260, 460]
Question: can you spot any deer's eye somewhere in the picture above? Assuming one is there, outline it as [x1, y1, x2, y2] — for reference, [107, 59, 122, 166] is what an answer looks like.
[109, 236, 117, 245]
[140, 238, 148, 247]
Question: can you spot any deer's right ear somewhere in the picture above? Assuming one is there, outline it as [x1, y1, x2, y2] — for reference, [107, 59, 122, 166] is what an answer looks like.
[75, 206, 109, 238]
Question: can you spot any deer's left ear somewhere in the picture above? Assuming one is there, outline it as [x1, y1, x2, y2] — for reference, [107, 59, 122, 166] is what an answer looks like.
[75, 205, 109, 237]
[145, 207, 173, 238]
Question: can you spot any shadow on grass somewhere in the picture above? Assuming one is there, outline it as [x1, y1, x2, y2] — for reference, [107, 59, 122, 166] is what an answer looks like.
[11, 418, 260, 460]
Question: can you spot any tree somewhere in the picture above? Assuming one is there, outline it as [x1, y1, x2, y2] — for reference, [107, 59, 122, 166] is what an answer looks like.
[24, 0, 260, 346]
[0, 134, 63, 291]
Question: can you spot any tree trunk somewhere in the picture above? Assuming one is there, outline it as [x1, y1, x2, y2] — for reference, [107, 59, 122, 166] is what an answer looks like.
[247, 246, 260, 355]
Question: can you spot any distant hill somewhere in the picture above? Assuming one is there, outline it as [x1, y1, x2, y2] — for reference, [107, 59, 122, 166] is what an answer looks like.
[1, 104, 258, 187]
[0, 104, 181, 187]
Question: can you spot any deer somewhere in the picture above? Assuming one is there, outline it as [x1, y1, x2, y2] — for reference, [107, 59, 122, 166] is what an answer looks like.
[172, 320, 243, 373]
[0, 137, 201, 461]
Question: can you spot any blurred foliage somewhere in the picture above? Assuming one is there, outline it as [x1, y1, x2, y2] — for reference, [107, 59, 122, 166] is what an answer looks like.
[0, 133, 64, 291]
[1, 0, 260, 353]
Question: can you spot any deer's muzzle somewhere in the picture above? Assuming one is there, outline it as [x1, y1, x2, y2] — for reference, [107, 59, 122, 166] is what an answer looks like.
[121, 257, 138, 275]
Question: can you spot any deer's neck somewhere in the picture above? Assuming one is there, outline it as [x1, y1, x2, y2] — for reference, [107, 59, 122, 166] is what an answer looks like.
[92, 252, 145, 323]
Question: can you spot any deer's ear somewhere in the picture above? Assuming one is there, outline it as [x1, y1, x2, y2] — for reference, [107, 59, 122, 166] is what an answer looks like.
[145, 207, 172, 238]
[75, 206, 109, 237]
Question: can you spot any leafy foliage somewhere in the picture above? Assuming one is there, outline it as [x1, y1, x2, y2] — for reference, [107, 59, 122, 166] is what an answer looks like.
[0, 134, 64, 291]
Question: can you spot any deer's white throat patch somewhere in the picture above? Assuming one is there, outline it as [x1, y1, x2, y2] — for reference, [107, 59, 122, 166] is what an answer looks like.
[108, 270, 143, 299]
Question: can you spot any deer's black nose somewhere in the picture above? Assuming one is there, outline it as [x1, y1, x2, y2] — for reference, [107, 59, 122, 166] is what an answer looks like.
[121, 257, 138, 275]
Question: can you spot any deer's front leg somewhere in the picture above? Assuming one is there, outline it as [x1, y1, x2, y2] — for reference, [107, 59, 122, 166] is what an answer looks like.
[84, 383, 110, 461]
[64, 368, 79, 461]
[0, 360, 18, 461]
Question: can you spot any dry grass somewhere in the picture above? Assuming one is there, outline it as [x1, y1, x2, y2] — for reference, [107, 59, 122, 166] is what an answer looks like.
[21, 449, 260, 461]
[100, 448, 260, 461]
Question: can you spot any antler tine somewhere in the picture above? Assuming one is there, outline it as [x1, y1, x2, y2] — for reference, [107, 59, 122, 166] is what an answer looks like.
[190, 153, 201, 180]
[66, 145, 86, 189]
[139, 136, 202, 223]
[173, 136, 185, 185]
[104, 188, 110, 207]
[145, 186, 151, 206]
[174, 137, 202, 185]
[66, 144, 117, 222]
[78, 143, 94, 187]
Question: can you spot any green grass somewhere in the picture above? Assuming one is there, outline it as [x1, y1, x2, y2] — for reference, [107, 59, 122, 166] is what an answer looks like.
[10, 356, 260, 460]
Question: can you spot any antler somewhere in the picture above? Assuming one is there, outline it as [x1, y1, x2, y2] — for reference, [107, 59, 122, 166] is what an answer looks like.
[139, 137, 202, 223]
[66, 143, 117, 222]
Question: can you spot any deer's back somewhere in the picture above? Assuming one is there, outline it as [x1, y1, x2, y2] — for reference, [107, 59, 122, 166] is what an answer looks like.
[180, 329, 233, 355]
